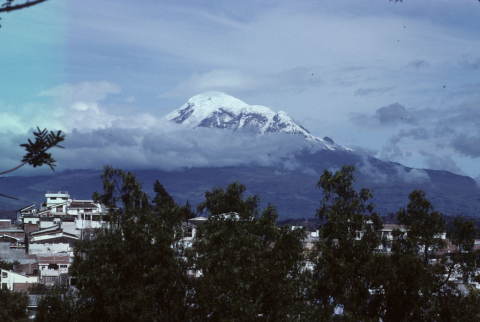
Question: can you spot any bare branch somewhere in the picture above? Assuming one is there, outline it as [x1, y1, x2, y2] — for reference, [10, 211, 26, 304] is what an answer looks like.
[0, 0, 48, 13]
[0, 192, 19, 200]
[0, 161, 28, 177]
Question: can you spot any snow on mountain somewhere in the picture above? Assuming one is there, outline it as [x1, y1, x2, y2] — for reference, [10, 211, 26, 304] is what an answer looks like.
[163, 92, 343, 150]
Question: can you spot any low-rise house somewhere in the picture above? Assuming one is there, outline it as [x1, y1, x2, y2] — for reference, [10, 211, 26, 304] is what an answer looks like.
[12, 258, 39, 276]
[27, 227, 78, 256]
[15, 204, 36, 226]
[0, 221, 26, 249]
[37, 253, 71, 286]
[0, 219, 11, 229]
[22, 216, 41, 234]
[0, 268, 38, 291]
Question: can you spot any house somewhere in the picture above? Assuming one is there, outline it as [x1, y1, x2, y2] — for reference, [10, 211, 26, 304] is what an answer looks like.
[37, 253, 71, 286]
[15, 204, 36, 226]
[17, 192, 108, 241]
[27, 226, 78, 256]
[0, 268, 38, 291]
[0, 221, 26, 249]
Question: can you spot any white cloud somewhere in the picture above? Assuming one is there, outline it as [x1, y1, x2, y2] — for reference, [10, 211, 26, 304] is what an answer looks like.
[39, 81, 121, 103]
[163, 67, 323, 98]
[1, 81, 310, 174]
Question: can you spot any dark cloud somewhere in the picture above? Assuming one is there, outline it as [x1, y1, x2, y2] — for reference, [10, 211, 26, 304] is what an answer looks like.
[348, 103, 412, 129]
[398, 128, 429, 140]
[49, 122, 310, 172]
[354, 87, 394, 97]
[458, 57, 480, 70]
[358, 156, 429, 184]
[378, 128, 429, 162]
[419, 150, 465, 175]
[66, 128, 139, 148]
[375, 103, 411, 125]
[451, 134, 480, 158]
[407, 59, 429, 70]
[380, 135, 405, 161]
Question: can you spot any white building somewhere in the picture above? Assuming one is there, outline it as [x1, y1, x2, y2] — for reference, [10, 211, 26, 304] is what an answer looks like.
[0, 268, 38, 291]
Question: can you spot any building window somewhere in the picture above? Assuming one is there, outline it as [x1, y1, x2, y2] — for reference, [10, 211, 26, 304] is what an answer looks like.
[56, 206, 63, 212]
[60, 265, 68, 268]
[84, 209, 93, 213]
[50, 197, 57, 200]
[2, 272, 7, 278]
[185, 228, 193, 238]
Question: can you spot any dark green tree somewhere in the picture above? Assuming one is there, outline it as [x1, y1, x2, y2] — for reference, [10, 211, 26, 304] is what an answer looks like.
[35, 287, 77, 322]
[190, 182, 308, 321]
[70, 166, 189, 322]
[380, 191, 480, 321]
[0, 287, 29, 322]
[0, 259, 19, 270]
[309, 165, 384, 320]
[396, 190, 447, 266]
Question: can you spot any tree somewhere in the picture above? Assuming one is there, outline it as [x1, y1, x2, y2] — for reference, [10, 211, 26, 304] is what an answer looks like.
[189, 182, 308, 321]
[308, 165, 384, 320]
[35, 286, 77, 322]
[0, 127, 64, 200]
[380, 190, 480, 321]
[70, 166, 190, 322]
[0, 259, 19, 270]
[396, 190, 447, 266]
[0, 287, 29, 322]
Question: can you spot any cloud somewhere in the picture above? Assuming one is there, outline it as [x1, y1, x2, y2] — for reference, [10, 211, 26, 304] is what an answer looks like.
[349, 146, 379, 157]
[451, 134, 480, 158]
[39, 81, 121, 104]
[474, 175, 480, 186]
[354, 87, 394, 97]
[380, 135, 405, 161]
[59, 123, 308, 172]
[163, 67, 323, 98]
[375, 103, 411, 125]
[407, 60, 429, 70]
[357, 155, 429, 184]
[349, 103, 418, 129]
[419, 150, 465, 175]
[458, 57, 480, 70]
[394, 166, 430, 184]
[1, 81, 314, 174]
[397, 128, 430, 141]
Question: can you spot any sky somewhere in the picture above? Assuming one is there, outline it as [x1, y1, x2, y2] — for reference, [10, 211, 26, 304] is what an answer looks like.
[1, 0, 480, 182]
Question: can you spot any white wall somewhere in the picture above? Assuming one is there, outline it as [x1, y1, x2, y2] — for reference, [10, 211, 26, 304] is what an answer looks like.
[0, 268, 38, 290]
[28, 243, 72, 255]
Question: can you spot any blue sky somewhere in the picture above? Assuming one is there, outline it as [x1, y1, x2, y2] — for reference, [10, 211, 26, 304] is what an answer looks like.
[1, 0, 480, 181]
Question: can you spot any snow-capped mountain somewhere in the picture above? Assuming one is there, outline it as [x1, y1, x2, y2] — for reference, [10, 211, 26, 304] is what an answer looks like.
[163, 92, 339, 149]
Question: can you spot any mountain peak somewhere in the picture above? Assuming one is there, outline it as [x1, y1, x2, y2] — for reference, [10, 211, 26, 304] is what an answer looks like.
[163, 92, 340, 148]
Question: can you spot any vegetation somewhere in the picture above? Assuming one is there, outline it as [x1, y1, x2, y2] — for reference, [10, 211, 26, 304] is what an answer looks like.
[0, 259, 19, 271]
[189, 182, 308, 320]
[0, 287, 28, 322]
[3, 164, 478, 321]
[69, 166, 191, 321]
[0, 127, 64, 200]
